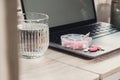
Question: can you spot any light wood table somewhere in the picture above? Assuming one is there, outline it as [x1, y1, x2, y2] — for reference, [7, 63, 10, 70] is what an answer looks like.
[45, 49, 120, 80]
[20, 48, 120, 80]
[20, 54, 99, 80]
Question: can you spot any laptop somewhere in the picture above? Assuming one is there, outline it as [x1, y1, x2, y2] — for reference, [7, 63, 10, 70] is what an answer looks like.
[20, 0, 120, 58]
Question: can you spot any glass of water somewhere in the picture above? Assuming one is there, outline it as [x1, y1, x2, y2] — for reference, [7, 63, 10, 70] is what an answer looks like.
[17, 12, 49, 59]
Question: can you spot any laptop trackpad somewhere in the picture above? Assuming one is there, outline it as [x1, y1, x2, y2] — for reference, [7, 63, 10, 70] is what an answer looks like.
[89, 32, 120, 57]
[93, 32, 120, 48]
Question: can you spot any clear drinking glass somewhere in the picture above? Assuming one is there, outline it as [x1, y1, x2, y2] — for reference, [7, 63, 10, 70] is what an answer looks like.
[17, 12, 49, 59]
[111, 0, 120, 27]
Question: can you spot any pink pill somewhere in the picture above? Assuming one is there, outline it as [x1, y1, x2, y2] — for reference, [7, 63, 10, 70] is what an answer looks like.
[89, 46, 101, 52]
[89, 47, 98, 52]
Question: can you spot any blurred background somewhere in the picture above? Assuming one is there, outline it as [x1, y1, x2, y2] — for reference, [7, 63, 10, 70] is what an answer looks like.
[0, 0, 112, 80]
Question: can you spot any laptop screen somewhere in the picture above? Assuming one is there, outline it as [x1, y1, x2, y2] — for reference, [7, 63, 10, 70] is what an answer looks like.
[21, 0, 96, 28]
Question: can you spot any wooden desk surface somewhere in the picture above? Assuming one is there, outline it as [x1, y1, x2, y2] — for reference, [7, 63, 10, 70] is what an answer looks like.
[20, 56, 99, 80]
[20, 48, 120, 80]
[45, 49, 120, 79]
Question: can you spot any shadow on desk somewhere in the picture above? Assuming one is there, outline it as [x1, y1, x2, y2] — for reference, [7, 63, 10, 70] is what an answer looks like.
[91, 49, 120, 63]
[49, 46, 120, 62]
[49, 46, 92, 60]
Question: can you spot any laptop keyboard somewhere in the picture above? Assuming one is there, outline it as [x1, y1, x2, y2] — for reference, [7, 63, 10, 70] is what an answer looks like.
[88, 22, 119, 38]
[50, 22, 119, 44]
[62, 22, 119, 38]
